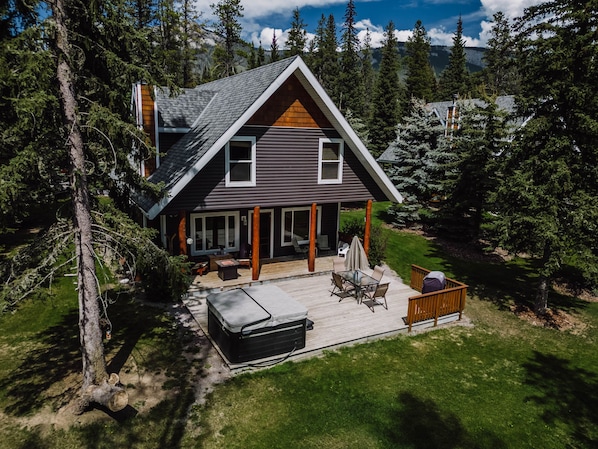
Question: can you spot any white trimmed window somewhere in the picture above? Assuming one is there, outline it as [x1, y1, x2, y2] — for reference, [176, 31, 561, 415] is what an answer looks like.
[190, 212, 239, 255]
[225, 136, 256, 186]
[318, 138, 343, 184]
[281, 206, 321, 246]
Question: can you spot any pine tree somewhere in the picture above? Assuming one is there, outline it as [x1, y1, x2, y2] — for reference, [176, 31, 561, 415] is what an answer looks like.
[386, 98, 449, 227]
[338, 0, 364, 116]
[270, 29, 280, 62]
[442, 97, 507, 239]
[437, 16, 471, 101]
[482, 12, 520, 95]
[404, 20, 436, 104]
[360, 29, 376, 121]
[320, 14, 340, 104]
[210, 0, 244, 77]
[180, 0, 205, 87]
[286, 7, 307, 57]
[494, 0, 598, 313]
[368, 21, 403, 158]
[306, 14, 326, 82]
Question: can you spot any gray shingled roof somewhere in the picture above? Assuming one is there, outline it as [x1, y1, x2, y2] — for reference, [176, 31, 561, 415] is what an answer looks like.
[135, 57, 299, 212]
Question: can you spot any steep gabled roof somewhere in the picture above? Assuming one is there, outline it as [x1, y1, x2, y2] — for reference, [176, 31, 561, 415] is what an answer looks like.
[137, 56, 402, 219]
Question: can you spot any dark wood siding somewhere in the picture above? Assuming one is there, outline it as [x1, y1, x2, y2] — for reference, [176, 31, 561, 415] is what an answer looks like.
[163, 126, 387, 214]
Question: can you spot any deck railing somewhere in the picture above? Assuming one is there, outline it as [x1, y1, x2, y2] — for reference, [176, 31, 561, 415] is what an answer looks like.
[406, 265, 467, 332]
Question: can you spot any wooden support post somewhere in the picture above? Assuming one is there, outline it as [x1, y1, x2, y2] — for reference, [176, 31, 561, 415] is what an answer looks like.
[308, 203, 317, 272]
[178, 210, 187, 256]
[252, 206, 260, 281]
[364, 199, 372, 257]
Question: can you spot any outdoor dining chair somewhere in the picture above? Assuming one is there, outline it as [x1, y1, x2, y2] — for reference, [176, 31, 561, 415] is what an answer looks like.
[292, 237, 309, 257]
[331, 272, 356, 302]
[363, 282, 389, 312]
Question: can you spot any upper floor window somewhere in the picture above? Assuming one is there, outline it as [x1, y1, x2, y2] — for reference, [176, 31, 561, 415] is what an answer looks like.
[226, 136, 256, 187]
[318, 138, 343, 184]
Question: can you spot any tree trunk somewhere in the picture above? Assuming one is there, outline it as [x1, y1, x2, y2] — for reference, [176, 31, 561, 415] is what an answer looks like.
[51, 0, 127, 413]
[534, 242, 551, 314]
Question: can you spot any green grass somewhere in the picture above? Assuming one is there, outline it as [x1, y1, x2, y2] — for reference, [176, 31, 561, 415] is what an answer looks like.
[1, 204, 597, 448]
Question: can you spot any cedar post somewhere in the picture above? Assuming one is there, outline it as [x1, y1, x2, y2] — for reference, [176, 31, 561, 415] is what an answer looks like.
[178, 210, 187, 256]
[364, 200, 372, 257]
[252, 206, 260, 280]
[308, 203, 317, 272]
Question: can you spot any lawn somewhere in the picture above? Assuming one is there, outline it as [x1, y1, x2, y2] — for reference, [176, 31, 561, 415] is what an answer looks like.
[0, 203, 597, 448]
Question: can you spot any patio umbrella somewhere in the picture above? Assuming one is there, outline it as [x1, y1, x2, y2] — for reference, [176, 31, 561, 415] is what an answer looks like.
[344, 236, 369, 271]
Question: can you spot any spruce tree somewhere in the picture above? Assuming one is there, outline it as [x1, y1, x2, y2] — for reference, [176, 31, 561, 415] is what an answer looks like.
[360, 29, 376, 121]
[210, 0, 244, 77]
[386, 98, 449, 227]
[437, 16, 470, 100]
[442, 98, 507, 239]
[494, 0, 598, 313]
[404, 20, 436, 104]
[368, 21, 402, 158]
[307, 14, 327, 82]
[286, 7, 307, 57]
[270, 30, 280, 62]
[338, 0, 364, 116]
[320, 14, 340, 104]
[482, 12, 520, 95]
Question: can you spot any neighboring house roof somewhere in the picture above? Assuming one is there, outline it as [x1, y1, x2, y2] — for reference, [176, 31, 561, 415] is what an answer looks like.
[377, 95, 522, 165]
[136, 56, 403, 220]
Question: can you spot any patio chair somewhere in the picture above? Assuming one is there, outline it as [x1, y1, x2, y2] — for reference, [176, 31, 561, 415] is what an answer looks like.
[292, 237, 309, 257]
[317, 235, 331, 252]
[331, 272, 355, 302]
[372, 265, 385, 282]
[363, 282, 389, 312]
[337, 241, 349, 257]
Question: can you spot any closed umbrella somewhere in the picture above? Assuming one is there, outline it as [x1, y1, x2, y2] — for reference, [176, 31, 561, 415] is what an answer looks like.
[344, 236, 369, 271]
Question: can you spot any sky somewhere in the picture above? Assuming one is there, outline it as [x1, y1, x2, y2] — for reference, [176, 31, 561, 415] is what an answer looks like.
[194, 0, 543, 49]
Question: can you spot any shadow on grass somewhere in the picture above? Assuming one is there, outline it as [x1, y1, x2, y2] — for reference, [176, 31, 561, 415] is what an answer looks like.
[388, 392, 507, 449]
[524, 351, 598, 447]
[0, 298, 177, 419]
[424, 243, 589, 314]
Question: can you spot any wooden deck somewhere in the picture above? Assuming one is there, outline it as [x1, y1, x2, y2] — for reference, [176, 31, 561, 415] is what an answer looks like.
[184, 256, 461, 373]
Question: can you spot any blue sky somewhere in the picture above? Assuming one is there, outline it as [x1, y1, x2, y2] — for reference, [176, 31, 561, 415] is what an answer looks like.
[195, 0, 542, 48]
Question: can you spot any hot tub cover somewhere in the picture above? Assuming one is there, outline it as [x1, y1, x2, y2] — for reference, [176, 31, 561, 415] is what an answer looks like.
[207, 285, 308, 334]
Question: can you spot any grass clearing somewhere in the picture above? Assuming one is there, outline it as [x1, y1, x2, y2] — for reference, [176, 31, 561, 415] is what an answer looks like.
[1, 202, 597, 448]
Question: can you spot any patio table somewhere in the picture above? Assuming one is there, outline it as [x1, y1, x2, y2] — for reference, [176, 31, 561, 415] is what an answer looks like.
[338, 270, 379, 303]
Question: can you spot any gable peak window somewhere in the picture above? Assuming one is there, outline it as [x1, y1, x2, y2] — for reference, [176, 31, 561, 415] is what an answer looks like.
[226, 136, 256, 187]
[318, 138, 343, 184]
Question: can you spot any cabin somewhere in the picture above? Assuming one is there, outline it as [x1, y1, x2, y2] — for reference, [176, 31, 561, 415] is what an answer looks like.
[131, 56, 402, 276]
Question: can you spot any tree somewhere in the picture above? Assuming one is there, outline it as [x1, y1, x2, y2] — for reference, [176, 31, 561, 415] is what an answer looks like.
[368, 21, 403, 157]
[404, 20, 436, 104]
[179, 0, 205, 87]
[482, 12, 520, 95]
[437, 16, 471, 101]
[494, 0, 598, 313]
[338, 0, 364, 116]
[270, 29, 280, 62]
[442, 97, 507, 240]
[286, 7, 307, 57]
[360, 29, 376, 121]
[386, 98, 449, 227]
[210, 0, 243, 77]
[306, 14, 327, 81]
[1, 0, 189, 413]
[320, 14, 340, 104]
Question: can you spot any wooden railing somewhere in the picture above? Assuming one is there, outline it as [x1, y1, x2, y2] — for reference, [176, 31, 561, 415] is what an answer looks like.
[406, 265, 467, 332]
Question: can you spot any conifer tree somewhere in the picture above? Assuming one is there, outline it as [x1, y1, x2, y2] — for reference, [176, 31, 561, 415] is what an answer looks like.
[482, 12, 520, 95]
[360, 29, 376, 121]
[307, 14, 327, 82]
[211, 0, 243, 77]
[286, 7, 307, 57]
[437, 16, 470, 100]
[386, 98, 449, 227]
[270, 29, 280, 62]
[180, 0, 205, 87]
[442, 98, 507, 239]
[368, 21, 403, 157]
[338, 0, 364, 116]
[320, 14, 340, 104]
[404, 20, 436, 104]
[494, 0, 598, 313]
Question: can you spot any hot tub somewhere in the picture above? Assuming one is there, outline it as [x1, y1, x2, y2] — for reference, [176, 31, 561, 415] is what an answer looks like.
[207, 285, 308, 363]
